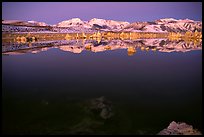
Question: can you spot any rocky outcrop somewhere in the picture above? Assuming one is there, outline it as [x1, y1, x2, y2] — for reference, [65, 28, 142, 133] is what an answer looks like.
[158, 121, 202, 135]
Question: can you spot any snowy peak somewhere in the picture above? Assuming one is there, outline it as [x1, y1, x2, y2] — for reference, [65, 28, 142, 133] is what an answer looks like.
[2, 18, 202, 33]
[56, 18, 85, 27]
[156, 18, 199, 24]
[179, 18, 195, 23]
[56, 18, 130, 30]
[156, 18, 178, 23]
[70, 18, 82, 22]
[88, 18, 107, 26]
[55, 17, 201, 33]
[124, 18, 202, 33]
[88, 18, 129, 29]
[2, 20, 24, 24]
[2, 20, 48, 26]
[27, 20, 48, 26]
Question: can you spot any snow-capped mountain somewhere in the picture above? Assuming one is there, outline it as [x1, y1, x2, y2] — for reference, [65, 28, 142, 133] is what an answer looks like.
[56, 18, 129, 30]
[2, 20, 48, 27]
[27, 20, 48, 26]
[123, 18, 202, 32]
[88, 18, 129, 30]
[2, 18, 202, 33]
[56, 18, 201, 32]
[56, 18, 87, 28]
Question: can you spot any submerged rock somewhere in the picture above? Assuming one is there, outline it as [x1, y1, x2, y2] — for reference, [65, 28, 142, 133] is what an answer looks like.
[100, 107, 113, 120]
[88, 96, 114, 119]
[67, 96, 114, 134]
[158, 121, 202, 135]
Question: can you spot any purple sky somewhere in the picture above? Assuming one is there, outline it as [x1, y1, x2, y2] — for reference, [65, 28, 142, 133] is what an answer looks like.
[2, 2, 202, 25]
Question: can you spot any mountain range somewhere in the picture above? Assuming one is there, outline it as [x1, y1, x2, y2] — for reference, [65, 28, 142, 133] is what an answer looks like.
[2, 18, 202, 33]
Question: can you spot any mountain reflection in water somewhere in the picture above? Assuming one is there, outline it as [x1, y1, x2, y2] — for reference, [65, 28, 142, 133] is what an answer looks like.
[2, 38, 202, 135]
[2, 39, 202, 56]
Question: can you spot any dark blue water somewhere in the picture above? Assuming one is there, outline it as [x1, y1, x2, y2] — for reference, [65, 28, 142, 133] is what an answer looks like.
[2, 42, 202, 134]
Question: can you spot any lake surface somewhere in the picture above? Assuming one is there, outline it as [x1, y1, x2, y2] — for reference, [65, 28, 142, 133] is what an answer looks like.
[2, 39, 202, 135]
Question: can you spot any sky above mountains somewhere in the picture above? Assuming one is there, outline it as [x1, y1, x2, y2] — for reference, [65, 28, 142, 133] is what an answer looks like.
[2, 2, 202, 25]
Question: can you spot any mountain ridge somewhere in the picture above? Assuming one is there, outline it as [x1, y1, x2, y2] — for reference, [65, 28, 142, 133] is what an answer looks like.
[2, 18, 202, 33]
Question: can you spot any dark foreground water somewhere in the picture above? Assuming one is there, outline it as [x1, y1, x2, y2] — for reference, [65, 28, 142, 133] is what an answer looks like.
[2, 39, 202, 135]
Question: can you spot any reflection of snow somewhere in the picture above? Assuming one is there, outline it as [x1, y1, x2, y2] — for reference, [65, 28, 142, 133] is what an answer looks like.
[59, 45, 83, 53]
[2, 39, 202, 55]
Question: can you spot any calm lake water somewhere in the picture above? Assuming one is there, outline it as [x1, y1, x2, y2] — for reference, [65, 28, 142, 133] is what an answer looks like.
[2, 39, 202, 135]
